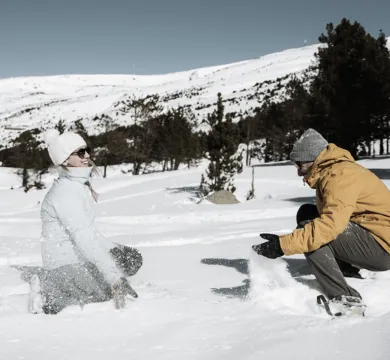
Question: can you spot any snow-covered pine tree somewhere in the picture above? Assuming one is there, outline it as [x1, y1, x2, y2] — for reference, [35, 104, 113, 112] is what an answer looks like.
[200, 93, 243, 196]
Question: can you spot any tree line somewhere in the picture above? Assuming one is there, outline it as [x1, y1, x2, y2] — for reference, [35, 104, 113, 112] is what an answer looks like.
[1, 18, 390, 196]
[238, 18, 390, 165]
[0, 98, 207, 191]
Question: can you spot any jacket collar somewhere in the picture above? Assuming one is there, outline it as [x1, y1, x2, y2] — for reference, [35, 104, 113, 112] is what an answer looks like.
[57, 166, 93, 184]
[305, 144, 355, 188]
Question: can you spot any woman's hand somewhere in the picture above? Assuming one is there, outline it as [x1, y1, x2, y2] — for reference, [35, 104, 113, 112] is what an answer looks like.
[111, 277, 138, 309]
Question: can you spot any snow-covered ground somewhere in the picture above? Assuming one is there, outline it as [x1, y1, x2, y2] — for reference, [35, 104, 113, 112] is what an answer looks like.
[1, 159, 390, 359]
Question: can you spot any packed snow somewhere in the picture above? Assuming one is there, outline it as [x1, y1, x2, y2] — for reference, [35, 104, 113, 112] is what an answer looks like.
[1, 158, 390, 359]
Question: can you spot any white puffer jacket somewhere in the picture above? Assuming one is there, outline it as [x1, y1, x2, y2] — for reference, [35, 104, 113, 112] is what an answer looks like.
[40, 167, 122, 285]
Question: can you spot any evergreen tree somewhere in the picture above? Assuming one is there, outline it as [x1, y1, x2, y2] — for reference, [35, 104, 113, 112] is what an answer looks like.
[55, 119, 66, 134]
[162, 107, 197, 170]
[10, 130, 48, 191]
[141, 107, 199, 172]
[115, 94, 163, 175]
[237, 75, 310, 163]
[282, 76, 310, 153]
[200, 93, 243, 196]
[369, 30, 390, 154]
[308, 19, 390, 156]
[93, 114, 128, 178]
[115, 94, 162, 125]
[237, 111, 261, 166]
[129, 123, 153, 175]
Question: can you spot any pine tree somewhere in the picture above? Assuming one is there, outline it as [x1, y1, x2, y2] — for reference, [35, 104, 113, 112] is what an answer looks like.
[55, 119, 66, 134]
[114, 94, 163, 175]
[93, 114, 128, 178]
[282, 76, 310, 153]
[369, 30, 390, 154]
[11, 130, 48, 191]
[160, 107, 197, 171]
[200, 93, 243, 196]
[115, 94, 162, 126]
[237, 111, 260, 166]
[308, 19, 390, 156]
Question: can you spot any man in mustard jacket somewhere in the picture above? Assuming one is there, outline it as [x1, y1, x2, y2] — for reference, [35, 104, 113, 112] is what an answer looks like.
[252, 128, 390, 315]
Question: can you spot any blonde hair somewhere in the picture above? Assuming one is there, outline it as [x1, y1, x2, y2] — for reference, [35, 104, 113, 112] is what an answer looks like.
[87, 159, 101, 202]
[60, 159, 101, 202]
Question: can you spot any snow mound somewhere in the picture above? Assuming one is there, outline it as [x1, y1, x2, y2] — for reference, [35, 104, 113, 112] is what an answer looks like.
[207, 190, 240, 204]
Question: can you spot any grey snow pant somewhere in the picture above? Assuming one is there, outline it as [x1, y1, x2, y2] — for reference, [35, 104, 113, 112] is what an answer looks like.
[41, 263, 112, 313]
[41, 245, 143, 313]
[297, 204, 390, 299]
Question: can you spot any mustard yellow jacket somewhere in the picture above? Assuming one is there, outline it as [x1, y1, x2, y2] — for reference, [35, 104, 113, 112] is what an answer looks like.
[280, 144, 390, 256]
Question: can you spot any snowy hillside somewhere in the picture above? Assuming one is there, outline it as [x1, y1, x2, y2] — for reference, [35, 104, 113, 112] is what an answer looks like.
[1, 159, 390, 359]
[2, 37, 389, 148]
[0, 43, 323, 147]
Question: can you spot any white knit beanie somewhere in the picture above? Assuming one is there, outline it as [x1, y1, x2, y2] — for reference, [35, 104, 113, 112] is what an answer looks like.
[43, 129, 87, 166]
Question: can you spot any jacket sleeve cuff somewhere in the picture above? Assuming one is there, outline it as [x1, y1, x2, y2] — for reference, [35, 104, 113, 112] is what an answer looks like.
[279, 234, 295, 256]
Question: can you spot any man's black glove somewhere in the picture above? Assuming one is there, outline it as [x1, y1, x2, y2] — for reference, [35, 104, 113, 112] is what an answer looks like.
[252, 233, 284, 259]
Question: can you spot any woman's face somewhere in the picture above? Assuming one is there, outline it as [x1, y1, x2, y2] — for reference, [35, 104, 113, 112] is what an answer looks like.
[65, 147, 91, 167]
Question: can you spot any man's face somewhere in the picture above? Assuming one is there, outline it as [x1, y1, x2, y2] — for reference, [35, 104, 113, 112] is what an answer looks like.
[294, 161, 314, 177]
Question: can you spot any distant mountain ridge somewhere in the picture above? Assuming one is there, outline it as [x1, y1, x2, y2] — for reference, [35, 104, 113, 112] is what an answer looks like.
[0, 38, 389, 147]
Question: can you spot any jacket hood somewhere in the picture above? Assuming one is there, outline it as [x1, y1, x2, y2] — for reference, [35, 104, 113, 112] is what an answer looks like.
[306, 144, 355, 188]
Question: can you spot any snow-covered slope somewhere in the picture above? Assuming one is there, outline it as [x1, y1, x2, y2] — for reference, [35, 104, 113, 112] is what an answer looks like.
[1, 159, 390, 359]
[1, 37, 389, 146]
[0, 43, 322, 146]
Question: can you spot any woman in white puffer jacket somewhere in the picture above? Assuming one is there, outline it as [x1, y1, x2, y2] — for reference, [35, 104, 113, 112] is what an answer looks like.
[30, 129, 142, 314]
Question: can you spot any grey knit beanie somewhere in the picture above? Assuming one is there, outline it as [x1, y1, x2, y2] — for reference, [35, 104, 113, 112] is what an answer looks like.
[290, 129, 328, 162]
